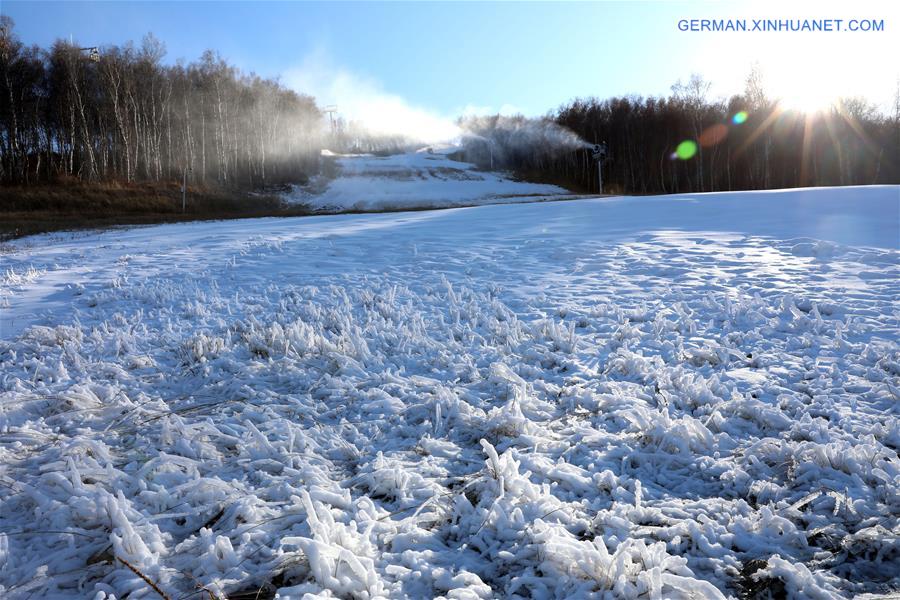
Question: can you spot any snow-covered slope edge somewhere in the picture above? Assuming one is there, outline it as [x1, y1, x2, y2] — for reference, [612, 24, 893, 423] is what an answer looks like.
[0, 185, 898, 598]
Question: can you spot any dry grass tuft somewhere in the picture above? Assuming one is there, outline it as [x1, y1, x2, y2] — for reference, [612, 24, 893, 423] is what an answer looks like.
[117, 556, 172, 600]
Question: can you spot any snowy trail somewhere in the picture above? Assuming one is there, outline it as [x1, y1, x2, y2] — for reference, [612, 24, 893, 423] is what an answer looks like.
[0, 186, 898, 598]
[285, 148, 572, 211]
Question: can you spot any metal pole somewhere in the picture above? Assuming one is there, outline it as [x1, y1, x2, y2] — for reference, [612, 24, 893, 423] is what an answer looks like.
[597, 159, 603, 195]
[182, 168, 187, 213]
[489, 143, 494, 170]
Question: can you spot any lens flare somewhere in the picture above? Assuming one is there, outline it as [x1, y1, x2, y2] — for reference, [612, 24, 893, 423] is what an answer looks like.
[732, 111, 748, 124]
[675, 140, 697, 160]
[698, 124, 728, 148]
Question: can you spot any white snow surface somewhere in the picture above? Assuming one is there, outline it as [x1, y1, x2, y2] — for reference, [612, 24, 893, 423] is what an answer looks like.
[285, 149, 572, 211]
[1, 185, 899, 599]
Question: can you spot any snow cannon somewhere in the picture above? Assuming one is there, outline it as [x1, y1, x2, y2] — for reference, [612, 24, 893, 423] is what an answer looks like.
[592, 142, 608, 194]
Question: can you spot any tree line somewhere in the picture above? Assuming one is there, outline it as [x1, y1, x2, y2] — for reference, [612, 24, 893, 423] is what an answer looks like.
[461, 72, 900, 194]
[2, 17, 898, 195]
[0, 16, 323, 188]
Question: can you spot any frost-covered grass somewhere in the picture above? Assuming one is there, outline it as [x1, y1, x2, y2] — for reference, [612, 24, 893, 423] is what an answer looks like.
[0, 186, 898, 598]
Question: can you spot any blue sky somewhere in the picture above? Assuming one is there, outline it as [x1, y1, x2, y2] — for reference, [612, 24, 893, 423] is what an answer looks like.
[4, 1, 897, 127]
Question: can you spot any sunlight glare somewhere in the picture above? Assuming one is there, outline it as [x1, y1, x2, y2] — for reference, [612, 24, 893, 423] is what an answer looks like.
[758, 46, 857, 115]
[775, 86, 836, 114]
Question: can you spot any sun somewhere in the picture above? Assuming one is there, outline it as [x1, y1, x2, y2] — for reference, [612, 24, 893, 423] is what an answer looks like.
[749, 41, 857, 116]
[775, 88, 837, 114]
[767, 67, 840, 114]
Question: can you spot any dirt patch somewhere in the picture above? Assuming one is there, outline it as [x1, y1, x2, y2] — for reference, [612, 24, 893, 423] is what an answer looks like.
[0, 181, 311, 240]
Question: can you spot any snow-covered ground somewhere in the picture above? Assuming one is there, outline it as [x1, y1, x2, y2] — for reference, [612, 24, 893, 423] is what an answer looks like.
[1, 185, 898, 599]
[285, 148, 572, 211]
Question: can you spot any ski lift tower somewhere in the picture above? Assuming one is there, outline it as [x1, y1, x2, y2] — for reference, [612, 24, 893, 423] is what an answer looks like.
[591, 142, 608, 194]
[81, 47, 100, 62]
[323, 105, 338, 136]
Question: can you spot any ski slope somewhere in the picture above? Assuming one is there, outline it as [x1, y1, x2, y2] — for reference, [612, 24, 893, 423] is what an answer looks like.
[1, 185, 899, 599]
[285, 147, 573, 211]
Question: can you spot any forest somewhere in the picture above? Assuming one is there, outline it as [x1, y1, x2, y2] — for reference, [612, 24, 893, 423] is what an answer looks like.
[0, 16, 322, 189]
[1, 16, 898, 195]
[461, 73, 900, 194]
